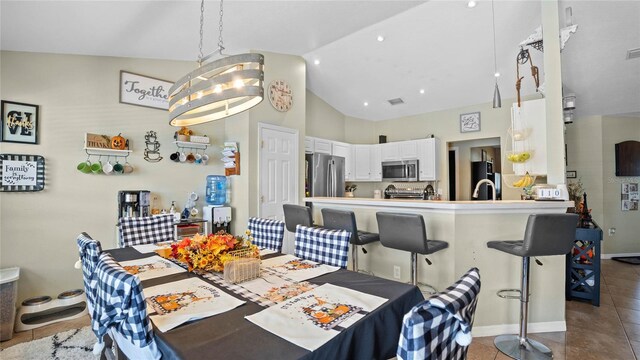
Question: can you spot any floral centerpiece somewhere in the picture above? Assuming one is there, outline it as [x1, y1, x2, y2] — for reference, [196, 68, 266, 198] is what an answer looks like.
[170, 230, 259, 272]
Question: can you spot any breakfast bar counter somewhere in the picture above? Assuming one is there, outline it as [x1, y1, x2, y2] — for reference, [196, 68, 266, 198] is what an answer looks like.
[305, 197, 574, 336]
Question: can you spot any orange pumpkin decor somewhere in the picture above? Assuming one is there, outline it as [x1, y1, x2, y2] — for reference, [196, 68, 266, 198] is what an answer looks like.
[111, 133, 127, 150]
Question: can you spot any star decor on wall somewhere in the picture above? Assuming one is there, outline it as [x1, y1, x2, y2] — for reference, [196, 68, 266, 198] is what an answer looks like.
[460, 112, 481, 133]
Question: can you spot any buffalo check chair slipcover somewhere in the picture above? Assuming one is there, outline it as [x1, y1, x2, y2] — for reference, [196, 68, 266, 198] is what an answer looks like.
[118, 214, 174, 248]
[76, 232, 102, 314]
[248, 217, 285, 252]
[91, 252, 160, 359]
[397, 267, 481, 360]
[294, 225, 350, 269]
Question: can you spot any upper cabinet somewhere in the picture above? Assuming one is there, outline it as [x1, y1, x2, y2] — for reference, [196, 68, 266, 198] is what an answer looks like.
[305, 136, 439, 182]
[399, 140, 419, 160]
[313, 138, 332, 154]
[369, 144, 382, 181]
[304, 137, 314, 154]
[381, 142, 399, 161]
[417, 138, 440, 181]
[331, 141, 353, 181]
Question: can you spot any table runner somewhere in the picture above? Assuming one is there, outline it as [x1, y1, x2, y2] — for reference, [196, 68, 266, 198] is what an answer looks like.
[119, 255, 185, 281]
[261, 254, 340, 282]
[144, 277, 245, 332]
[246, 283, 387, 351]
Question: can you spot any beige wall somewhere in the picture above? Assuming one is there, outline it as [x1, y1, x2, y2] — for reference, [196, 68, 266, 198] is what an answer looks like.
[0, 51, 227, 300]
[601, 116, 640, 254]
[305, 90, 344, 142]
[565, 115, 640, 255]
[224, 51, 306, 235]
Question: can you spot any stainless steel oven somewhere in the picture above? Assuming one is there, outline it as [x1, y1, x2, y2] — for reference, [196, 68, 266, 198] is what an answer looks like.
[381, 160, 418, 182]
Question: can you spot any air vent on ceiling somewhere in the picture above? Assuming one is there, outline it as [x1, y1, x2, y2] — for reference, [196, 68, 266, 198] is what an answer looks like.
[387, 98, 404, 106]
[627, 47, 640, 60]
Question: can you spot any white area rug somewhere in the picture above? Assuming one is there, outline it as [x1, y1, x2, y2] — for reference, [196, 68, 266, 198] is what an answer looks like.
[1, 326, 97, 360]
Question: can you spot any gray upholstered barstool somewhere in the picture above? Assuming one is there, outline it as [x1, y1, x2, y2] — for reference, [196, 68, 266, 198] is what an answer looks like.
[376, 212, 448, 290]
[487, 213, 578, 360]
[321, 208, 380, 273]
[283, 204, 313, 232]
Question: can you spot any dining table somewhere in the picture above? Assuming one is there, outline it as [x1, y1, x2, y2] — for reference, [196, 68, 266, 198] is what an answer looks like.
[107, 247, 425, 360]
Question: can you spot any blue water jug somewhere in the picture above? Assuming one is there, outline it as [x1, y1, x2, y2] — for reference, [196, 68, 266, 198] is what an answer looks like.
[206, 175, 227, 205]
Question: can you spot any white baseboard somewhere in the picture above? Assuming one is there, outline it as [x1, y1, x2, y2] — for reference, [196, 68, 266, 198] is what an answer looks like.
[473, 321, 566, 337]
[601, 252, 640, 259]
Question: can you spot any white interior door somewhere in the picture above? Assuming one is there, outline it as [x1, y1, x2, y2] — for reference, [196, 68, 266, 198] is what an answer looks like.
[259, 123, 299, 253]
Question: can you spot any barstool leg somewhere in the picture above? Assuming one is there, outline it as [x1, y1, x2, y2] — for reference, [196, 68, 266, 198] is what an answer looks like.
[411, 252, 417, 286]
[352, 245, 358, 272]
[494, 257, 553, 360]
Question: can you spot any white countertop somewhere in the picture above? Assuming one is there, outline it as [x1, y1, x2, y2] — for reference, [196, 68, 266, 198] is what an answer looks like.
[305, 197, 573, 212]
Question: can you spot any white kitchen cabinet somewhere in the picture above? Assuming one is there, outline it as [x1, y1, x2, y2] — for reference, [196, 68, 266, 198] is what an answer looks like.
[511, 99, 547, 176]
[313, 138, 332, 154]
[332, 141, 353, 181]
[369, 144, 382, 181]
[417, 138, 440, 181]
[380, 142, 399, 161]
[304, 137, 314, 154]
[353, 145, 372, 181]
[399, 140, 419, 160]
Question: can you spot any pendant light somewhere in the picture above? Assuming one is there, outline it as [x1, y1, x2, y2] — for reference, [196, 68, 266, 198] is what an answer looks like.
[491, 0, 502, 108]
[169, 0, 264, 126]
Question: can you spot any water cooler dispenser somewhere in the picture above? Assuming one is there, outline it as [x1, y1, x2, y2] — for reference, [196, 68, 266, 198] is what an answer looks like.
[204, 175, 231, 233]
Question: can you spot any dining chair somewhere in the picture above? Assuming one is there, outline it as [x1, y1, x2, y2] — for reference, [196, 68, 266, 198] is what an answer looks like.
[283, 204, 313, 232]
[294, 224, 350, 268]
[397, 267, 481, 360]
[118, 214, 174, 248]
[75, 232, 102, 314]
[321, 208, 379, 273]
[91, 252, 161, 359]
[248, 217, 285, 252]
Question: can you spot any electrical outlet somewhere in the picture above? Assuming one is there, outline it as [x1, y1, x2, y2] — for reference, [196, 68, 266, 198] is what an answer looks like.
[609, 228, 616, 236]
[393, 266, 401, 279]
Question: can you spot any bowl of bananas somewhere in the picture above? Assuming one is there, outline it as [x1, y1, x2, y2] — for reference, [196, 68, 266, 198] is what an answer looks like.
[506, 150, 534, 163]
[504, 172, 537, 189]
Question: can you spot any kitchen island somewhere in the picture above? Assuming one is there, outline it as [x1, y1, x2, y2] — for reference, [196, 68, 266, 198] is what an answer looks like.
[305, 197, 574, 336]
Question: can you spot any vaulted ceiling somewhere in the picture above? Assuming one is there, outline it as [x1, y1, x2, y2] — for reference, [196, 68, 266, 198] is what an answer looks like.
[1, 1, 638, 121]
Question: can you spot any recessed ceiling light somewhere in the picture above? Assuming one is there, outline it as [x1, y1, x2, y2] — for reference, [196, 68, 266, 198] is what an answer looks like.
[364, 102, 369, 107]
[377, 35, 385, 42]
[467, 1, 477, 8]
[314, 59, 320, 65]
[494, 72, 501, 77]
[419, 89, 425, 94]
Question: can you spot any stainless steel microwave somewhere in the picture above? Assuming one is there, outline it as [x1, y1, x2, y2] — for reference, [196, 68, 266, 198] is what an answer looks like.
[382, 160, 419, 182]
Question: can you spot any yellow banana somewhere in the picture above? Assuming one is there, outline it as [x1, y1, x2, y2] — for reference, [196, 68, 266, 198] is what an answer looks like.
[513, 176, 525, 187]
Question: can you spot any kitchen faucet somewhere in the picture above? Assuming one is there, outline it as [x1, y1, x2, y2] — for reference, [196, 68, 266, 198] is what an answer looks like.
[473, 179, 497, 201]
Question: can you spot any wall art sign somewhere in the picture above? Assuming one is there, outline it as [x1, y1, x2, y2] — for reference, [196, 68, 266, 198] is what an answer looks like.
[119, 71, 173, 110]
[1, 101, 39, 144]
[621, 182, 639, 211]
[0, 154, 45, 192]
[460, 112, 481, 133]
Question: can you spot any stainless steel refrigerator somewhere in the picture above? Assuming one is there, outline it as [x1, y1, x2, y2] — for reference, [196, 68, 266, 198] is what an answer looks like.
[306, 153, 345, 197]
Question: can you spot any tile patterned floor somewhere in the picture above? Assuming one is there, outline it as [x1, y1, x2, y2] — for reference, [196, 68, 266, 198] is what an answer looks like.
[468, 259, 640, 360]
[2, 259, 639, 359]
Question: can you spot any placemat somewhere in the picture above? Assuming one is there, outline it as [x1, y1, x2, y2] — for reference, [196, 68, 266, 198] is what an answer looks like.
[119, 255, 185, 281]
[245, 283, 388, 351]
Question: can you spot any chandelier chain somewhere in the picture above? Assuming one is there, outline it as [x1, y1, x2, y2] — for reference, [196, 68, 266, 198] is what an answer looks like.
[198, 0, 205, 63]
[218, 0, 225, 53]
